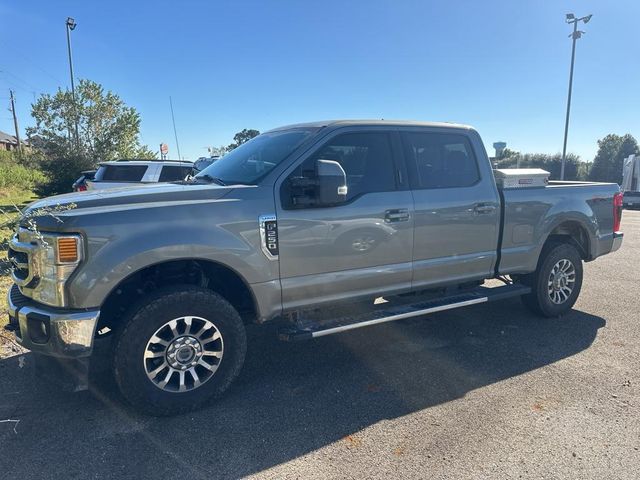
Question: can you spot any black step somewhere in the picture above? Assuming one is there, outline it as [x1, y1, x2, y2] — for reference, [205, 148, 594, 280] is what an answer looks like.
[278, 283, 530, 341]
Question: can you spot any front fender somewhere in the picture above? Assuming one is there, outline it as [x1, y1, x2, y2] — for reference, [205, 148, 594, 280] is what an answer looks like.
[67, 213, 277, 309]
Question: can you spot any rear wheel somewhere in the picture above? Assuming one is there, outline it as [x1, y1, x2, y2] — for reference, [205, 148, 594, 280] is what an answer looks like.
[112, 285, 246, 416]
[521, 242, 583, 317]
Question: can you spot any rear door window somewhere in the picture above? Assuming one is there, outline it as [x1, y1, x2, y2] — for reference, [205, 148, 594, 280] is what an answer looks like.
[97, 165, 148, 182]
[159, 166, 192, 182]
[401, 132, 480, 189]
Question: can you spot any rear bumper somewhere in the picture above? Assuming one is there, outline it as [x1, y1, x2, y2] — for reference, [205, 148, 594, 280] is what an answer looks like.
[611, 232, 624, 253]
[6, 284, 100, 358]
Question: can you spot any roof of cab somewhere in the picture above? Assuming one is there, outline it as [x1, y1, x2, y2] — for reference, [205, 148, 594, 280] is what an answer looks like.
[99, 159, 193, 167]
[267, 119, 475, 132]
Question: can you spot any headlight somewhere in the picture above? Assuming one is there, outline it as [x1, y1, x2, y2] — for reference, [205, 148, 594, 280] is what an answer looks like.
[30, 233, 83, 307]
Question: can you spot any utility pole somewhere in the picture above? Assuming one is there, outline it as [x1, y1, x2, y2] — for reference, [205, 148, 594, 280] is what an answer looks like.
[66, 17, 80, 145]
[561, 13, 592, 180]
[9, 90, 22, 152]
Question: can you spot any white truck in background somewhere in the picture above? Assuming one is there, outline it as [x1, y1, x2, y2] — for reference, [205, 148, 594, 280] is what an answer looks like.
[622, 154, 640, 209]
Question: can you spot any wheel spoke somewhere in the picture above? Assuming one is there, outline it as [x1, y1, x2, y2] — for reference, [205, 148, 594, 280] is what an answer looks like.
[168, 319, 179, 338]
[144, 350, 165, 359]
[198, 358, 220, 373]
[202, 349, 222, 358]
[178, 371, 187, 392]
[184, 316, 193, 335]
[193, 323, 212, 338]
[148, 361, 168, 377]
[158, 369, 174, 388]
[188, 367, 201, 388]
[150, 335, 169, 347]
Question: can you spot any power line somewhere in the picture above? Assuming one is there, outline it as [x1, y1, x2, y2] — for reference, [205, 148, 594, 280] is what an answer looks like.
[0, 69, 39, 92]
[0, 40, 64, 85]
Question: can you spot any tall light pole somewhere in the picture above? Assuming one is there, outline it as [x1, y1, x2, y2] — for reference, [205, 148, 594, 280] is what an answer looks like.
[66, 17, 79, 144]
[560, 13, 592, 180]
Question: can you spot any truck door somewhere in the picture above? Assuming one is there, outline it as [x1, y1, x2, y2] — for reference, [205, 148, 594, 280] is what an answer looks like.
[400, 129, 500, 288]
[275, 129, 414, 311]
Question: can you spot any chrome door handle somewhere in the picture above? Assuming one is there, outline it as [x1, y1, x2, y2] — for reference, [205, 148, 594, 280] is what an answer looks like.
[474, 204, 497, 214]
[385, 209, 410, 222]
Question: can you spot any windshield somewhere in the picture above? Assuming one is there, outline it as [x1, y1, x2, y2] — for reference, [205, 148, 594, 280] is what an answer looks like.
[195, 128, 319, 185]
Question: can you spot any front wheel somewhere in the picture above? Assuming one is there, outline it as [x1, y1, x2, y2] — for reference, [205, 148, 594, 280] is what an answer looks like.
[521, 242, 583, 317]
[112, 286, 247, 416]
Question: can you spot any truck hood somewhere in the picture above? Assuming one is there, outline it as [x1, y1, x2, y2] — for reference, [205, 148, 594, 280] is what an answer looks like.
[21, 182, 238, 227]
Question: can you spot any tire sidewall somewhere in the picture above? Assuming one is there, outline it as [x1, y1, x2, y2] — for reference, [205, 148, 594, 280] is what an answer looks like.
[113, 286, 246, 415]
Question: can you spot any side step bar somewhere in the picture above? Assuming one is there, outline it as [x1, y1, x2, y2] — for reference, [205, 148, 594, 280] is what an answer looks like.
[278, 283, 531, 342]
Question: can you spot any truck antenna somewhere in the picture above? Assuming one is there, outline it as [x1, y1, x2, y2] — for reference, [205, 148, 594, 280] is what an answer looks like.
[169, 96, 182, 160]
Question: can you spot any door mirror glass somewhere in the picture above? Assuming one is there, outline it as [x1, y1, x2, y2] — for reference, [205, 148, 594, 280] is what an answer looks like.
[316, 159, 348, 205]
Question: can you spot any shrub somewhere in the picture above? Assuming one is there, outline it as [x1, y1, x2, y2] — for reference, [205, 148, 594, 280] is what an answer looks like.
[0, 160, 45, 192]
[34, 156, 95, 197]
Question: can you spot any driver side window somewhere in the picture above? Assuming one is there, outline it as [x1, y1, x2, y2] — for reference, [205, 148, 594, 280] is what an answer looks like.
[282, 131, 396, 209]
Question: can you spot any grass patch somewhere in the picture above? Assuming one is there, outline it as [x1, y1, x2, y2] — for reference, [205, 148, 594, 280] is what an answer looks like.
[0, 188, 39, 357]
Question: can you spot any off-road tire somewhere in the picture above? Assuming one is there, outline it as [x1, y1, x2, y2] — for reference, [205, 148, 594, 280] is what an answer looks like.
[521, 242, 583, 317]
[112, 285, 246, 416]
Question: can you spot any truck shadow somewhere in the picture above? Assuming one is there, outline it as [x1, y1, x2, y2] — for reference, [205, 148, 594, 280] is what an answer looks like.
[0, 299, 605, 479]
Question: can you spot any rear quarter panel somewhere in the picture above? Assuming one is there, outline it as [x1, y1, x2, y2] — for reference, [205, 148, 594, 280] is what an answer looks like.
[499, 182, 619, 274]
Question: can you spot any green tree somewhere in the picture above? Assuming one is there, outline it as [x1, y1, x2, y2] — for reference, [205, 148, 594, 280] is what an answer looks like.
[28, 79, 154, 161]
[589, 134, 639, 183]
[494, 152, 584, 180]
[227, 129, 260, 151]
[496, 147, 519, 160]
[27, 79, 155, 195]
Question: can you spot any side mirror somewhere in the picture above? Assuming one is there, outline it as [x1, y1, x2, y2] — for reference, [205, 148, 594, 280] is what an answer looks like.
[316, 159, 347, 205]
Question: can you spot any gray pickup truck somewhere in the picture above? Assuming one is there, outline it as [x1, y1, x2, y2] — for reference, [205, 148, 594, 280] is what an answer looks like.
[7, 120, 624, 415]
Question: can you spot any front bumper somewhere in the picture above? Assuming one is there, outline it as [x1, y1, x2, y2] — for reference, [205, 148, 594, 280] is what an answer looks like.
[611, 232, 624, 253]
[6, 284, 100, 358]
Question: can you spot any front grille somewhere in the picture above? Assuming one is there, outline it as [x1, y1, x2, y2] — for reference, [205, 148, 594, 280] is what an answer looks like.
[6, 284, 26, 338]
[8, 228, 37, 287]
[10, 283, 30, 308]
[8, 247, 29, 281]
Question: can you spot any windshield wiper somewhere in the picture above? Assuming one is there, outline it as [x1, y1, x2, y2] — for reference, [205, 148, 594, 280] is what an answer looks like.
[196, 174, 227, 186]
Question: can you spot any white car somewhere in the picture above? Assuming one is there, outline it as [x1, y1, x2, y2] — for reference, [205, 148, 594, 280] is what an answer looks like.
[83, 160, 194, 191]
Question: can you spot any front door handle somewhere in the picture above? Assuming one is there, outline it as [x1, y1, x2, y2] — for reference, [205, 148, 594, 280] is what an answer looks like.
[474, 203, 497, 214]
[385, 208, 410, 222]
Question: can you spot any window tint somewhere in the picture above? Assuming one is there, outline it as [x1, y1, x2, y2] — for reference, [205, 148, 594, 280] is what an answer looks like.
[159, 165, 192, 182]
[402, 132, 480, 189]
[98, 165, 148, 182]
[284, 132, 396, 208]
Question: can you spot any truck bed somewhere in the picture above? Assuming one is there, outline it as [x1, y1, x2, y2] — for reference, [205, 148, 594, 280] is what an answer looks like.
[497, 180, 620, 275]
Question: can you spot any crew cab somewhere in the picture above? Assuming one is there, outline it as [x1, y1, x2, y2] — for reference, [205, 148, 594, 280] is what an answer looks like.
[6, 120, 624, 415]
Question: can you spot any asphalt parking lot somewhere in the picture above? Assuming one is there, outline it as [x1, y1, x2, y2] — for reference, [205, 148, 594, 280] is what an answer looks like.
[1, 211, 638, 480]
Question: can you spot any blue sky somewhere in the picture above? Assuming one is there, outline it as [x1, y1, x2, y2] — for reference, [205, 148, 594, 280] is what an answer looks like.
[1, 0, 638, 162]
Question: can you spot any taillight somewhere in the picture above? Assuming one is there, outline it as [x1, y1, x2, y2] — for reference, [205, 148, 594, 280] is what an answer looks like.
[613, 192, 623, 232]
[77, 184, 87, 192]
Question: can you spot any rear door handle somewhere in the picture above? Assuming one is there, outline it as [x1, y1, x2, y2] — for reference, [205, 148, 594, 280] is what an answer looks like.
[473, 203, 497, 214]
[385, 208, 410, 222]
